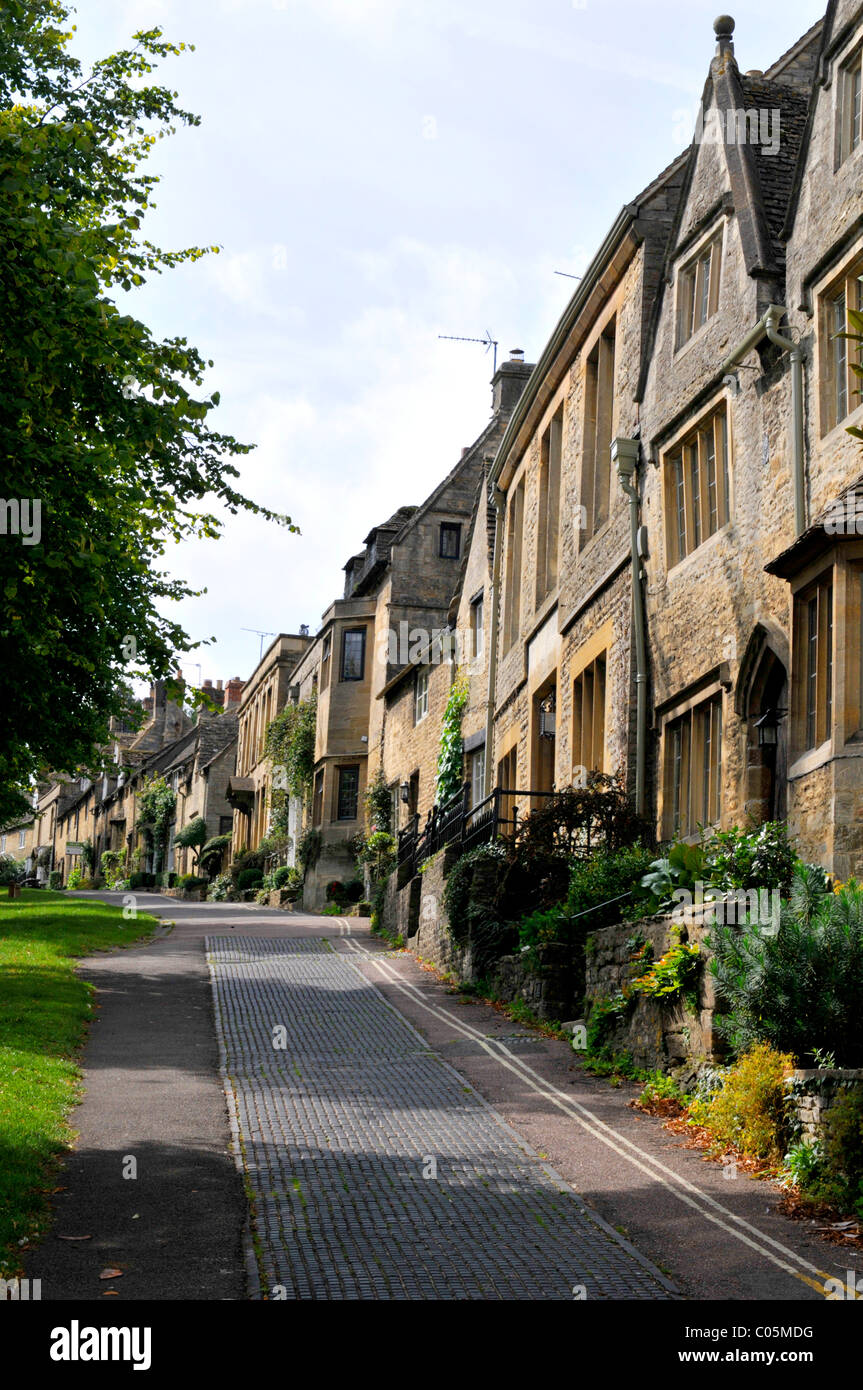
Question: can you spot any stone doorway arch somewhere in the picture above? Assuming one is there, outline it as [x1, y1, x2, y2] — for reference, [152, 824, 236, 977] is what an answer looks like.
[736, 622, 789, 824]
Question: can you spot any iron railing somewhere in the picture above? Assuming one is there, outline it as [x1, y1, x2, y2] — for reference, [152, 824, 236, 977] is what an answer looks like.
[396, 785, 568, 880]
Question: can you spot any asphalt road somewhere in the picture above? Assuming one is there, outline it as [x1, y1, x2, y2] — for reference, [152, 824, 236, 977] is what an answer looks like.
[21, 892, 862, 1301]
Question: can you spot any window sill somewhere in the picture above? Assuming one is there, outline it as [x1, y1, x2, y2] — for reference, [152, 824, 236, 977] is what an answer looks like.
[788, 739, 833, 780]
[666, 521, 732, 577]
[817, 399, 863, 444]
[673, 315, 717, 359]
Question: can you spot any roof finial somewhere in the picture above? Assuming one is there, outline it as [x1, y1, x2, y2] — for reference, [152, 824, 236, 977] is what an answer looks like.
[714, 14, 735, 57]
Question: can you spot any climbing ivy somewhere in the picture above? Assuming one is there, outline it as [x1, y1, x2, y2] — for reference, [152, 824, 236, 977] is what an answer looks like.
[364, 766, 393, 833]
[265, 692, 317, 813]
[435, 672, 469, 804]
[137, 773, 176, 873]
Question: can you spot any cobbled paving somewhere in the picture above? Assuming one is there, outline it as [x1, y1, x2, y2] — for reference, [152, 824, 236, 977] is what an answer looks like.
[208, 935, 672, 1300]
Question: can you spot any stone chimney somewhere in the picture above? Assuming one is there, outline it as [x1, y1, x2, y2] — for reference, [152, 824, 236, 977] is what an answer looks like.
[225, 676, 246, 709]
[492, 348, 533, 416]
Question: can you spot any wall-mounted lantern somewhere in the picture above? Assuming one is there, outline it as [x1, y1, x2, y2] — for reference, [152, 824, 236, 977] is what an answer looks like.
[539, 689, 557, 740]
[755, 707, 786, 748]
[400, 780, 410, 804]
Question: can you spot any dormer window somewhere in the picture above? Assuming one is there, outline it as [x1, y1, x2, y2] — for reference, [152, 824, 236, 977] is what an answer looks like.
[838, 44, 862, 164]
[676, 232, 722, 348]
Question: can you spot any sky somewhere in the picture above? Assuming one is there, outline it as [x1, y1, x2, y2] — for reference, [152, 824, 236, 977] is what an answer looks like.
[69, 0, 825, 688]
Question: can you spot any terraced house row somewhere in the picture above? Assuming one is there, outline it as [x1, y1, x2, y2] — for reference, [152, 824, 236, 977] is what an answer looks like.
[224, 5, 863, 919]
[6, 6, 861, 924]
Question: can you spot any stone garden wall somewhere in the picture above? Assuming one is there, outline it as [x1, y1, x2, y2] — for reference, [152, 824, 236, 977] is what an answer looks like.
[785, 1069, 863, 1145]
[584, 912, 721, 1071]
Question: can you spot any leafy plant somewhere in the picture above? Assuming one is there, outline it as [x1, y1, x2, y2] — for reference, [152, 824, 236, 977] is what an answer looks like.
[640, 841, 705, 905]
[207, 872, 234, 902]
[0, 5, 296, 826]
[364, 767, 393, 834]
[297, 828, 322, 873]
[708, 869, 863, 1065]
[435, 673, 469, 803]
[237, 868, 263, 893]
[99, 849, 126, 889]
[0, 856, 25, 887]
[137, 775, 176, 875]
[629, 941, 700, 1002]
[265, 693, 317, 810]
[518, 844, 656, 949]
[586, 991, 632, 1053]
[173, 816, 208, 868]
[690, 1043, 795, 1162]
[178, 874, 207, 892]
[442, 840, 507, 939]
[66, 866, 82, 890]
[200, 833, 232, 876]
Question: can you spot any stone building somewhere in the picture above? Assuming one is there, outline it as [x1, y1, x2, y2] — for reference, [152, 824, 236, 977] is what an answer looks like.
[285, 592, 377, 907]
[228, 637, 308, 855]
[637, 8, 863, 877]
[372, 353, 534, 835]
[380, 5, 863, 956]
[483, 158, 687, 826]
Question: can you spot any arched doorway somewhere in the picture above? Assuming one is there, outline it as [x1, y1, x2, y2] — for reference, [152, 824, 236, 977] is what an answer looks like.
[737, 624, 789, 824]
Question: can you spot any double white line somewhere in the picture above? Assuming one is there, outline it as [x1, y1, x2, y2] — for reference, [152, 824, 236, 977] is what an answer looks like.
[341, 936, 850, 1300]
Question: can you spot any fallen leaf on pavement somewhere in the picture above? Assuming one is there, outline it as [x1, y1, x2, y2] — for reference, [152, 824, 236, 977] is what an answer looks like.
[99, 1268, 123, 1280]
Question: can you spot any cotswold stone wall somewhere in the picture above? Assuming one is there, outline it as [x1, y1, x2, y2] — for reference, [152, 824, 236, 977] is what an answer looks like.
[786, 1069, 863, 1146]
[492, 945, 578, 1023]
[584, 914, 720, 1071]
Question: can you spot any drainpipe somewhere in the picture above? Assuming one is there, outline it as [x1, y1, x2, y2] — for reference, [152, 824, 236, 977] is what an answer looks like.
[612, 437, 647, 819]
[483, 484, 506, 797]
[719, 303, 806, 535]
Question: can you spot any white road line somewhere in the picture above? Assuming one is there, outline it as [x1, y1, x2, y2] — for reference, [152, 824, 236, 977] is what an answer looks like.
[342, 937, 843, 1297]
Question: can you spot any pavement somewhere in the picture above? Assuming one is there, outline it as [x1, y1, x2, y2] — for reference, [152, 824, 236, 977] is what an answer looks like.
[21, 892, 863, 1301]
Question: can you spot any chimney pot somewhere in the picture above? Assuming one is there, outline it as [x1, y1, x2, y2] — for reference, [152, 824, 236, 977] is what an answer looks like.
[509, 348, 524, 361]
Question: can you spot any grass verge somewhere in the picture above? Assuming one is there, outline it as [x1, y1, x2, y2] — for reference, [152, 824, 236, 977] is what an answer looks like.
[0, 889, 158, 1275]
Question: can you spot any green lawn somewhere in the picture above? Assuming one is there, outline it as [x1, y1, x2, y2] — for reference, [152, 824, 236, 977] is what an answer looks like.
[0, 890, 158, 1275]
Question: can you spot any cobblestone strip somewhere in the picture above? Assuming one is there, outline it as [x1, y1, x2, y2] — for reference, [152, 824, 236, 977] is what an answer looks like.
[207, 935, 673, 1301]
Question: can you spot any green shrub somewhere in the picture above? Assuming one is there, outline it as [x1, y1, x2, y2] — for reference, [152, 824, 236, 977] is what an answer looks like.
[629, 940, 700, 1004]
[641, 821, 797, 910]
[273, 865, 292, 889]
[818, 1091, 863, 1216]
[178, 874, 207, 891]
[200, 833, 232, 875]
[237, 868, 263, 892]
[518, 844, 656, 949]
[129, 871, 155, 890]
[691, 1043, 795, 1161]
[344, 878, 364, 903]
[66, 866, 82, 890]
[48, 870, 63, 890]
[207, 872, 234, 902]
[709, 870, 863, 1065]
[0, 855, 25, 887]
[321, 902, 343, 917]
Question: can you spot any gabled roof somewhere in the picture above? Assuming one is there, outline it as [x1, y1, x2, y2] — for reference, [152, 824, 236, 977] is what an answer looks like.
[636, 23, 820, 401]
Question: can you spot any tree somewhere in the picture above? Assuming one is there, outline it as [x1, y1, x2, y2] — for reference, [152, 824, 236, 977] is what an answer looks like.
[0, 3, 297, 824]
[173, 815, 207, 869]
